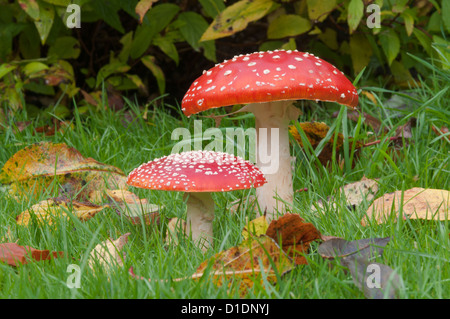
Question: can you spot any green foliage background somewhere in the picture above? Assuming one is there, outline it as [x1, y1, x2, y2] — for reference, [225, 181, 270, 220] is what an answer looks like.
[0, 0, 448, 116]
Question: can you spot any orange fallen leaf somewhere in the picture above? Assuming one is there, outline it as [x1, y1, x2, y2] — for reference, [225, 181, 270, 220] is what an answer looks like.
[362, 187, 449, 226]
[265, 213, 321, 265]
[0, 243, 63, 267]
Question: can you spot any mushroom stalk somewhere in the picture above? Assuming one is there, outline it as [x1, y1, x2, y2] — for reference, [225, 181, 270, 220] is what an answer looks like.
[184, 192, 215, 250]
[243, 101, 300, 221]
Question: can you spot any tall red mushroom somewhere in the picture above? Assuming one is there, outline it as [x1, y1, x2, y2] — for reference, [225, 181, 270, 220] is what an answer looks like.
[127, 151, 266, 250]
[181, 49, 358, 220]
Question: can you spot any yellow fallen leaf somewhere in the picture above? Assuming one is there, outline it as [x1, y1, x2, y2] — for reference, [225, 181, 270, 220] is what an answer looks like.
[16, 197, 108, 226]
[362, 187, 449, 226]
[88, 233, 131, 272]
[241, 215, 269, 241]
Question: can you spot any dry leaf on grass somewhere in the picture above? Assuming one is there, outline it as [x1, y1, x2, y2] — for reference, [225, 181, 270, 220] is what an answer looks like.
[88, 233, 131, 272]
[265, 213, 321, 265]
[131, 235, 294, 298]
[362, 187, 449, 226]
[241, 215, 269, 241]
[164, 217, 187, 247]
[16, 197, 108, 226]
[106, 189, 161, 225]
[289, 122, 363, 167]
[192, 236, 294, 297]
[0, 243, 63, 267]
[312, 177, 379, 213]
[317, 237, 401, 299]
[0, 141, 128, 202]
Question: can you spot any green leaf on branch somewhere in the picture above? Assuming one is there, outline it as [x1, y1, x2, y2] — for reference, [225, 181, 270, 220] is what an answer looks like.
[350, 33, 372, 75]
[379, 29, 400, 66]
[200, 0, 277, 41]
[267, 14, 311, 39]
[306, 0, 336, 22]
[18, 0, 40, 20]
[141, 55, 165, 95]
[34, 0, 54, 45]
[347, 0, 364, 34]
[177, 12, 216, 62]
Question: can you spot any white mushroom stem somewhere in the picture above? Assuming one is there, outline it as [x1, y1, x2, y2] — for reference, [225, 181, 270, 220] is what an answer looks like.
[184, 192, 215, 251]
[241, 101, 301, 221]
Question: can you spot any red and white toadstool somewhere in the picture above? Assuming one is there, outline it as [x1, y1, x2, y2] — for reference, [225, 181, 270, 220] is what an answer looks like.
[181, 49, 358, 220]
[127, 150, 266, 250]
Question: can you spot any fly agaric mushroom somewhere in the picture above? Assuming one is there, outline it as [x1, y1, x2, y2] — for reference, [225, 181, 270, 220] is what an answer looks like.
[181, 49, 358, 220]
[126, 151, 266, 250]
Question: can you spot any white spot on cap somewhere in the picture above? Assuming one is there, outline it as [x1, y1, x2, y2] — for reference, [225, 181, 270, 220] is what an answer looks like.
[288, 65, 296, 69]
[224, 70, 232, 76]
[248, 62, 256, 66]
[340, 93, 346, 99]
[263, 69, 270, 74]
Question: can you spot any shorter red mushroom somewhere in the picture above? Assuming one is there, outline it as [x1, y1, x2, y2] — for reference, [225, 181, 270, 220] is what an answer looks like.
[127, 151, 266, 250]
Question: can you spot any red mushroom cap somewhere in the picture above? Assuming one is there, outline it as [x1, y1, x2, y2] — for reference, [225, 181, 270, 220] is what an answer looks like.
[127, 151, 267, 193]
[181, 50, 358, 117]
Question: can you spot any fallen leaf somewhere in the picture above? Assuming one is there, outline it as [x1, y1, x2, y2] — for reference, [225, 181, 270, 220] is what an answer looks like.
[0, 142, 128, 201]
[318, 237, 401, 299]
[0, 243, 63, 267]
[241, 215, 269, 241]
[265, 213, 321, 265]
[16, 197, 108, 226]
[165, 217, 187, 247]
[342, 256, 402, 299]
[312, 176, 379, 213]
[106, 189, 161, 225]
[289, 122, 363, 167]
[362, 188, 449, 226]
[193, 235, 294, 297]
[431, 125, 450, 144]
[88, 233, 131, 272]
[317, 237, 391, 260]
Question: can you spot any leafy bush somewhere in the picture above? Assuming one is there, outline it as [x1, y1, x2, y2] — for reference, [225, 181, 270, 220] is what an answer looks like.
[0, 0, 448, 117]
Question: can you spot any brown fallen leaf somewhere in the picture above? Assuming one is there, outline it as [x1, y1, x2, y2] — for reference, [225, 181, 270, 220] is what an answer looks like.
[431, 125, 450, 144]
[193, 235, 294, 297]
[265, 213, 321, 265]
[0, 243, 64, 267]
[362, 187, 449, 226]
[317, 237, 401, 299]
[16, 197, 108, 226]
[88, 233, 131, 272]
[289, 122, 363, 168]
[106, 189, 161, 225]
[0, 141, 128, 201]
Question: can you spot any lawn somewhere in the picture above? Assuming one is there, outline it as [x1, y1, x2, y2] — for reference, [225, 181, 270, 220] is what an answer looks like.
[0, 57, 449, 300]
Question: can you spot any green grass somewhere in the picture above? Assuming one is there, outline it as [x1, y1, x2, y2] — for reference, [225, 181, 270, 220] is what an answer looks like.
[0, 58, 449, 299]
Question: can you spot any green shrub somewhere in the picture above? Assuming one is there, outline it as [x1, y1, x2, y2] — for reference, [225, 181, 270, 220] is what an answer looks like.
[0, 0, 448, 116]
